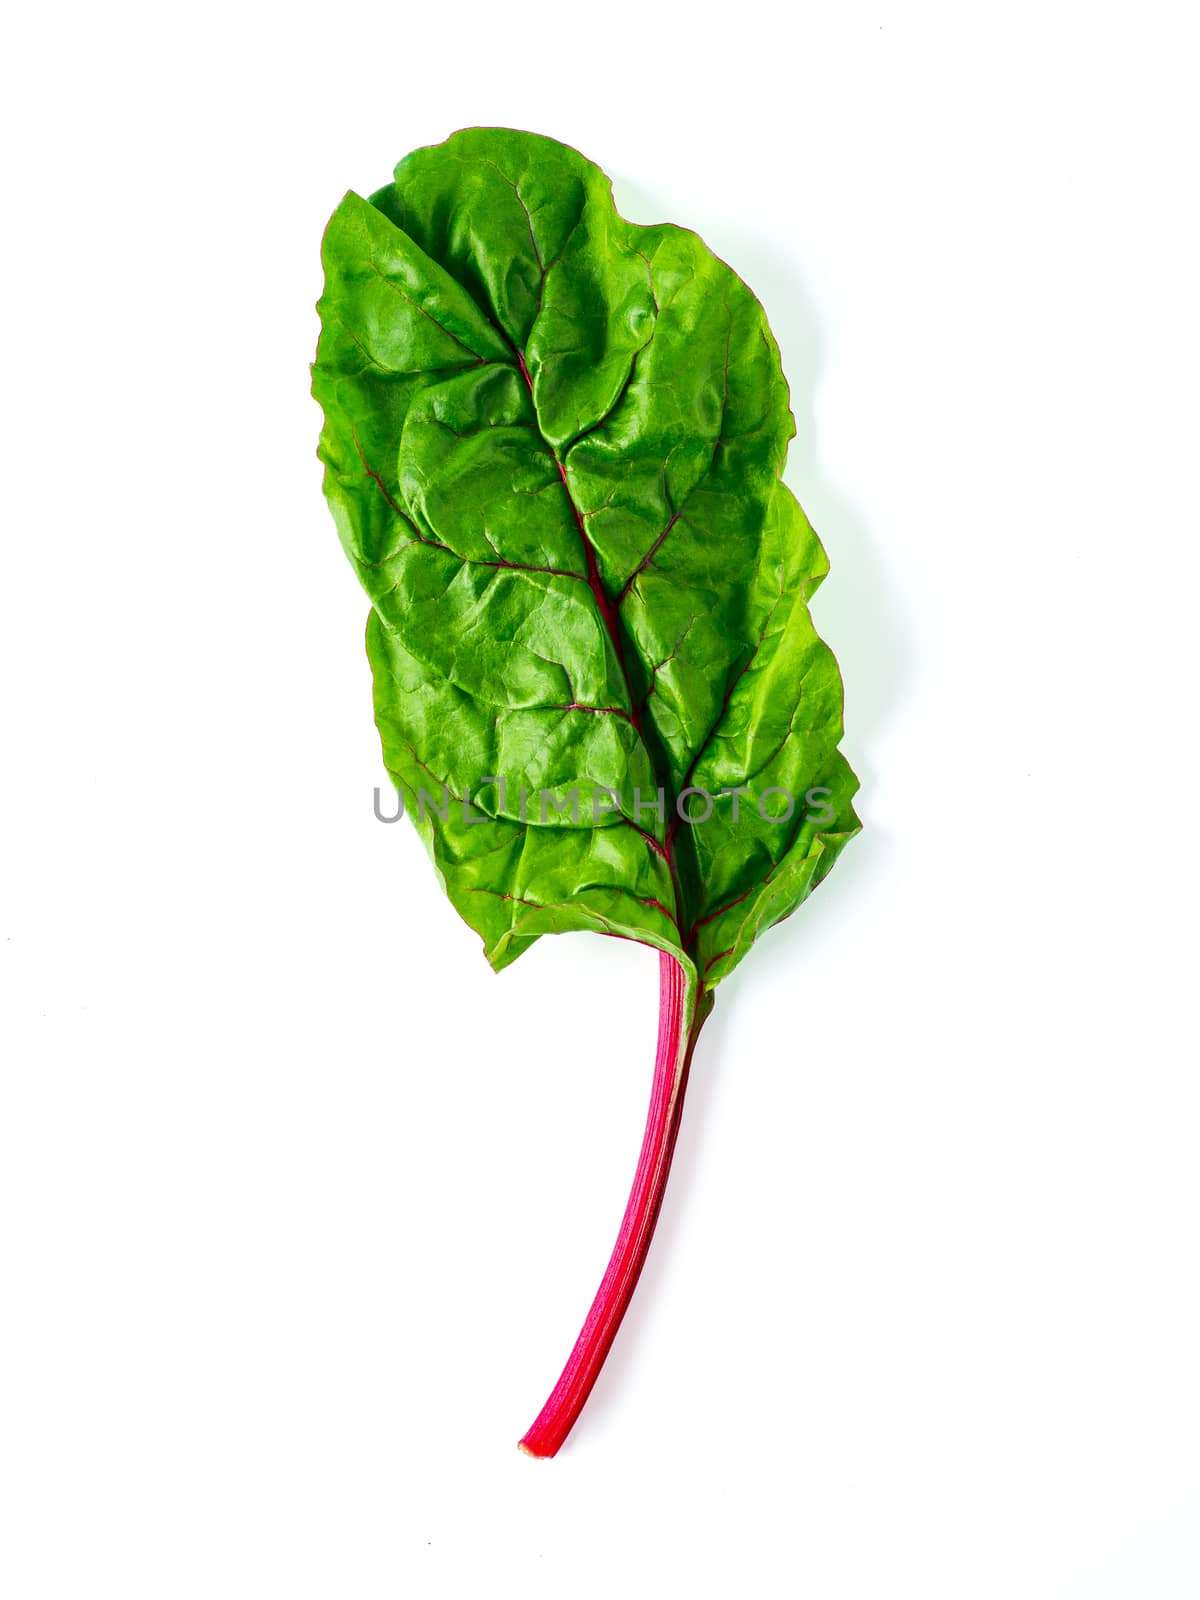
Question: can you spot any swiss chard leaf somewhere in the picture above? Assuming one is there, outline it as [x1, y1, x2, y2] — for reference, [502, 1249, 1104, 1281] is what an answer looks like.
[314, 128, 858, 989]
[312, 128, 860, 1453]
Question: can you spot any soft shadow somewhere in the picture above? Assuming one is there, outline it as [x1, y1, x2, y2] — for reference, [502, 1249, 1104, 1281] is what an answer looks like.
[563, 178, 910, 1446]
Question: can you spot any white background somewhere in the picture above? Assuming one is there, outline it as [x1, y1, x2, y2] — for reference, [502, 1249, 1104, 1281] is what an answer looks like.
[3, 3, 1198, 1596]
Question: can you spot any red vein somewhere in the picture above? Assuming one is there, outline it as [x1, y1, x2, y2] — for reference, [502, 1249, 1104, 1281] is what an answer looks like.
[349, 428, 409, 521]
[616, 509, 683, 606]
[545, 702, 635, 724]
[366, 256, 493, 364]
[349, 429, 589, 586]
[702, 946, 734, 977]
[636, 613, 700, 711]
[517, 353, 681, 893]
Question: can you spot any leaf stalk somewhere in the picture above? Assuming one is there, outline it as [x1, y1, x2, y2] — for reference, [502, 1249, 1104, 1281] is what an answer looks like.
[519, 952, 709, 1457]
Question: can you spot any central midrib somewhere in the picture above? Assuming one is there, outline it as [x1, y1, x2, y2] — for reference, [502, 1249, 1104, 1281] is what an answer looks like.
[514, 349, 688, 938]
[390, 189, 689, 941]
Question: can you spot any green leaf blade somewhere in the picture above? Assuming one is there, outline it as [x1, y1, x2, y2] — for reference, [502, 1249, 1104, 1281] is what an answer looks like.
[314, 128, 859, 989]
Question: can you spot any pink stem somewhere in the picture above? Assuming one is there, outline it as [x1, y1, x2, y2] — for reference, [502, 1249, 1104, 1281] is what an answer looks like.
[519, 951, 706, 1457]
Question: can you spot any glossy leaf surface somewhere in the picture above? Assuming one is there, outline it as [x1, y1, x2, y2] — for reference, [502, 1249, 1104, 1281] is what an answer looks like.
[313, 127, 859, 993]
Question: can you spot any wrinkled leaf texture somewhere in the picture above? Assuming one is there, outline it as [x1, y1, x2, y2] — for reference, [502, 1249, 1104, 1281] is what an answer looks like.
[313, 128, 859, 1000]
